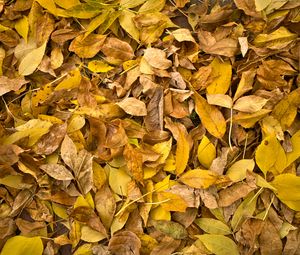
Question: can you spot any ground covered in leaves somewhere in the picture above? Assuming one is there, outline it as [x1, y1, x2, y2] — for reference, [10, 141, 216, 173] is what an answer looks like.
[0, 0, 300, 254]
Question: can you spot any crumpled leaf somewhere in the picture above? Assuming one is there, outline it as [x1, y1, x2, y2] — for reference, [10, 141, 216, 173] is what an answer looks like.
[69, 34, 106, 58]
[143, 48, 172, 70]
[101, 37, 134, 64]
[108, 230, 141, 255]
[0, 76, 28, 96]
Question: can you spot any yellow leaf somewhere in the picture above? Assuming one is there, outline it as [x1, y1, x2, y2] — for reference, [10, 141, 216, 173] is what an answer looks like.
[31, 84, 53, 117]
[67, 114, 86, 133]
[139, 0, 166, 13]
[255, 0, 271, 11]
[110, 210, 130, 235]
[271, 174, 300, 211]
[62, 3, 101, 19]
[197, 136, 216, 169]
[255, 136, 287, 176]
[119, 10, 140, 42]
[87, 60, 114, 73]
[93, 162, 107, 190]
[196, 234, 239, 255]
[193, 91, 226, 139]
[180, 169, 218, 189]
[226, 159, 255, 182]
[152, 138, 172, 165]
[73, 244, 92, 255]
[81, 226, 106, 243]
[157, 192, 188, 212]
[0, 236, 43, 255]
[271, 88, 300, 131]
[54, 0, 80, 9]
[233, 109, 271, 128]
[108, 165, 132, 196]
[286, 130, 300, 166]
[150, 206, 171, 221]
[231, 192, 257, 231]
[84, 10, 111, 38]
[15, 16, 29, 42]
[18, 41, 47, 76]
[253, 26, 297, 49]
[120, 0, 146, 8]
[55, 68, 82, 91]
[206, 58, 232, 95]
[195, 218, 231, 235]
[52, 202, 68, 219]
[164, 152, 176, 172]
[176, 128, 189, 175]
[35, 0, 57, 15]
[3, 119, 52, 146]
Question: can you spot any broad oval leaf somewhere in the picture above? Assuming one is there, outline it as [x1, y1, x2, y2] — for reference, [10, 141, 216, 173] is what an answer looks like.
[226, 159, 255, 182]
[195, 218, 231, 235]
[197, 136, 216, 169]
[40, 164, 74, 181]
[196, 234, 239, 255]
[152, 220, 187, 239]
[18, 41, 47, 76]
[193, 91, 226, 139]
[180, 169, 218, 189]
[1, 236, 43, 255]
[255, 136, 287, 176]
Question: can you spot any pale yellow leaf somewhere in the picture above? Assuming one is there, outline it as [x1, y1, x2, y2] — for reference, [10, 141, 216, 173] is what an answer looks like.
[116, 97, 147, 116]
[139, 0, 166, 13]
[35, 0, 57, 15]
[226, 159, 255, 182]
[196, 234, 239, 255]
[286, 130, 300, 166]
[18, 41, 47, 76]
[195, 218, 231, 235]
[233, 95, 268, 113]
[119, 10, 140, 42]
[206, 94, 233, 109]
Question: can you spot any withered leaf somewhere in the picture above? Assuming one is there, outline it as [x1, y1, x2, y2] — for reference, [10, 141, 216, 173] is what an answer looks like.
[40, 164, 74, 181]
[101, 37, 134, 64]
[69, 33, 106, 58]
[116, 97, 147, 116]
[143, 48, 172, 70]
[108, 230, 141, 255]
[0, 77, 28, 96]
[152, 220, 188, 240]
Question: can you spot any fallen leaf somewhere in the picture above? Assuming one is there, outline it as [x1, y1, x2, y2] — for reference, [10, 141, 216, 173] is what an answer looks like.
[40, 164, 74, 181]
[0, 76, 28, 96]
[152, 220, 187, 239]
[69, 34, 106, 58]
[108, 230, 141, 255]
[255, 135, 287, 176]
[180, 169, 218, 189]
[116, 97, 147, 116]
[196, 234, 239, 255]
[193, 91, 226, 139]
[195, 218, 231, 235]
[175, 127, 190, 175]
[143, 48, 172, 70]
[233, 95, 268, 113]
[18, 41, 47, 76]
[0, 236, 43, 255]
[197, 135, 216, 169]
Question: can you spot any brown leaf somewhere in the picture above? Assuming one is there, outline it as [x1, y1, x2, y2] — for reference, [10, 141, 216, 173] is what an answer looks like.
[108, 230, 141, 255]
[0, 76, 28, 96]
[0, 144, 23, 165]
[69, 34, 106, 58]
[34, 123, 67, 155]
[145, 87, 164, 132]
[101, 37, 134, 63]
[40, 164, 74, 181]
[116, 97, 147, 116]
[124, 144, 144, 183]
[143, 48, 172, 70]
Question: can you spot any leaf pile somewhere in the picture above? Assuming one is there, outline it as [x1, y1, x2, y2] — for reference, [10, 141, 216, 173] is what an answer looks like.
[0, 0, 300, 254]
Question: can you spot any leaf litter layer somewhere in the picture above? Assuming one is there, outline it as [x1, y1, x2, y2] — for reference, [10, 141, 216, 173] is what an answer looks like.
[0, 0, 300, 254]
